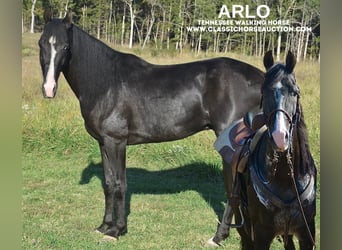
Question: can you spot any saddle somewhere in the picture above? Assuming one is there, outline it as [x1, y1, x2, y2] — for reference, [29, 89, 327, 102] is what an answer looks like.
[214, 112, 266, 179]
[214, 112, 266, 211]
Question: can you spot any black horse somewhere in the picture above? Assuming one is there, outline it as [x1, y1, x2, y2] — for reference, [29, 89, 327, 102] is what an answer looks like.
[38, 9, 264, 240]
[210, 51, 317, 249]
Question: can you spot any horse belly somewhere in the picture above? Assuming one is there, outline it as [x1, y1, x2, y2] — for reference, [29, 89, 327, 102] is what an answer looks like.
[127, 94, 208, 144]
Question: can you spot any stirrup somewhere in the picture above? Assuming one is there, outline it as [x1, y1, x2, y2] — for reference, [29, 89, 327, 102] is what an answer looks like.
[223, 203, 244, 228]
[227, 205, 244, 228]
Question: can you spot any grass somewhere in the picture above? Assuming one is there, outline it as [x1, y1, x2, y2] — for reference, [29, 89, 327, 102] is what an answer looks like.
[22, 33, 320, 249]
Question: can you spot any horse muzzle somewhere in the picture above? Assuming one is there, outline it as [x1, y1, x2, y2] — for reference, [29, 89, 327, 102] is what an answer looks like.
[42, 80, 57, 98]
[270, 111, 290, 152]
[271, 129, 289, 152]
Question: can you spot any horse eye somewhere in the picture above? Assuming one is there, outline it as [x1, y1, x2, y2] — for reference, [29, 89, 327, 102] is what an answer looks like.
[63, 45, 70, 51]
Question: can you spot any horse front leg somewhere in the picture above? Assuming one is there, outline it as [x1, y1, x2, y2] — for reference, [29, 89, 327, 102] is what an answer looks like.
[297, 219, 315, 250]
[253, 226, 273, 250]
[207, 161, 234, 246]
[97, 137, 127, 240]
[283, 235, 295, 250]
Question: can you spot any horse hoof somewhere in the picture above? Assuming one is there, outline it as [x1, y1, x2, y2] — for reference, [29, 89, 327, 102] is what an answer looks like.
[102, 235, 118, 241]
[205, 237, 220, 247]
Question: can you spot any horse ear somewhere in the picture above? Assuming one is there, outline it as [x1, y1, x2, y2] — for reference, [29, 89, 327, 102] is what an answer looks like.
[285, 51, 296, 73]
[44, 7, 52, 23]
[63, 9, 73, 28]
[263, 50, 274, 70]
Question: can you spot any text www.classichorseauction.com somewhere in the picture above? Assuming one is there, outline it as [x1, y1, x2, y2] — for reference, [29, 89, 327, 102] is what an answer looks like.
[187, 4, 312, 33]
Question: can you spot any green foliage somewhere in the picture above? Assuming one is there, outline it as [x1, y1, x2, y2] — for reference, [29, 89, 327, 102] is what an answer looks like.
[22, 0, 320, 58]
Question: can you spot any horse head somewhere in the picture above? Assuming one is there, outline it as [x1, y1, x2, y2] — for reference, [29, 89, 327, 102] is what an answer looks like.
[262, 51, 301, 152]
[39, 8, 73, 98]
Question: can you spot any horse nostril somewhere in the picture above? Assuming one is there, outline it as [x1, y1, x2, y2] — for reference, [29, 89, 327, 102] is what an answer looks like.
[43, 82, 56, 98]
[272, 130, 288, 151]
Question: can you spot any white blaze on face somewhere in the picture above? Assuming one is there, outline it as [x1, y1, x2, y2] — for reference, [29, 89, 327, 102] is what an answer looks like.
[272, 111, 288, 151]
[43, 36, 57, 98]
[271, 82, 289, 151]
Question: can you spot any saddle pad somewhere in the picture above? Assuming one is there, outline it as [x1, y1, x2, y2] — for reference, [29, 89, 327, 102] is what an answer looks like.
[214, 118, 254, 165]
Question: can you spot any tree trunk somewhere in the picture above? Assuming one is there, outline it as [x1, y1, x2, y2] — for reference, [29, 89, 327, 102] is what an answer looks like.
[276, 0, 296, 60]
[142, 6, 155, 49]
[303, 30, 310, 60]
[82, 4, 87, 30]
[276, 33, 281, 61]
[178, 0, 183, 53]
[134, 19, 142, 45]
[97, 19, 101, 39]
[255, 32, 258, 56]
[125, 0, 135, 48]
[154, 22, 159, 49]
[160, 8, 166, 49]
[121, 4, 126, 46]
[197, 32, 202, 54]
[30, 0, 37, 33]
[64, 0, 70, 17]
[166, 3, 172, 50]
[107, 0, 113, 42]
[224, 33, 230, 54]
[242, 33, 247, 55]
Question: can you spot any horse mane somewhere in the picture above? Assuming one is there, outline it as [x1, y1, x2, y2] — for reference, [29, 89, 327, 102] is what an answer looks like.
[295, 104, 316, 176]
[71, 24, 150, 69]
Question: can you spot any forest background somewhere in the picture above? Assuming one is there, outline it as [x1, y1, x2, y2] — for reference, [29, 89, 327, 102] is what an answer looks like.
[22, 0, 320, 61]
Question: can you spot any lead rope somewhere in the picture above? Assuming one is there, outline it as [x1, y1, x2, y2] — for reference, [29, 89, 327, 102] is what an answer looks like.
[286, 152, 316, 247]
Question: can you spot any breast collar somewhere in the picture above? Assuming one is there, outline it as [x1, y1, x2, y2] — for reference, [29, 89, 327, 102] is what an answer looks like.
[248, 128, 315, 210]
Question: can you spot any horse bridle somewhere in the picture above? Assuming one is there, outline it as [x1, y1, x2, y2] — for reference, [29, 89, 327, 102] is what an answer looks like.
[260, 77, 302, 129]
[265, 108, 294, 128]
[261, 92, 301, 149]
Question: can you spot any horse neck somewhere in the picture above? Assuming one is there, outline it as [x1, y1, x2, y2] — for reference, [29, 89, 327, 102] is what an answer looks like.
[62, 25, 118, 100]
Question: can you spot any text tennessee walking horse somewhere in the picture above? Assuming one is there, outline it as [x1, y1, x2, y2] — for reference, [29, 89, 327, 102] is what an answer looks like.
[210, 51, 317, 249]
[39, 9, 264, 240]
